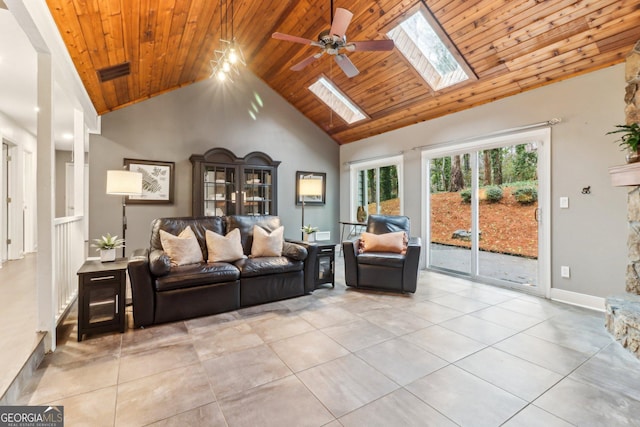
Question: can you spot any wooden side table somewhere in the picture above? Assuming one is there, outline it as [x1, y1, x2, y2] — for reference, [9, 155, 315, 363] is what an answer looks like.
[77, 258, 128, 341]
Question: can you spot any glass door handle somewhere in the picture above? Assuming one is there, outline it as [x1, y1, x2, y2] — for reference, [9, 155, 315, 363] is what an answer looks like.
[534, 208, 540, 222]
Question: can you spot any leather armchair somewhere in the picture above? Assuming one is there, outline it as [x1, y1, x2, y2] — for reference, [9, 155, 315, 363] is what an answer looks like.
[343, 214, 421, 293]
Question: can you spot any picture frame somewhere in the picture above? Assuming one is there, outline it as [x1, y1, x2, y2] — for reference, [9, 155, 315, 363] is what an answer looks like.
[295, 171, 326, 206]
[123, 158, 175, 204]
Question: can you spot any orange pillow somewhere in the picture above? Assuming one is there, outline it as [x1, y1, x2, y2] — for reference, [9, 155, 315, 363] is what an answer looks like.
[359, 231, 407, 254]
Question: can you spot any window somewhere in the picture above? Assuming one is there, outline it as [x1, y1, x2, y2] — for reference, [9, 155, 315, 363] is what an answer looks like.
[387, 7, 473, 91]
[308, 76, 367, 124]
[350, 155, 403, 219]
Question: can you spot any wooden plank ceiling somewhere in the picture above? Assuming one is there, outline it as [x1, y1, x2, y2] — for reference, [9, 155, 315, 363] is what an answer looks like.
[45, 0, 640, 145]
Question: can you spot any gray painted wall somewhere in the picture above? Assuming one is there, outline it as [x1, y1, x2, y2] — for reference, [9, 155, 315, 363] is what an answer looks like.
[89, 71, 339, 254]
[340, 64, 629, 299]
[54, 150, 71, 218]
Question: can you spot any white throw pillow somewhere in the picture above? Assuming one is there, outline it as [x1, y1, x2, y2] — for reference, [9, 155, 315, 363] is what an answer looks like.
[206, 228, 245, 263]
[251, 225, 284, 257]
[159, 226, 204, 266]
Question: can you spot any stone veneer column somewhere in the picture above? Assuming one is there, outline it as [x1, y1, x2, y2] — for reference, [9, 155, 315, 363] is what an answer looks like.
[606, 40, 640, 360]
[625, 41, 640, 295]
[627, 188, 640, 294]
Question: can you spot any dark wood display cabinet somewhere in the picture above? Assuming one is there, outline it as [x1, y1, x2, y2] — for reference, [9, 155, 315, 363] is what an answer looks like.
[190, 148, 280, 217]
[77, 258, 128, 341]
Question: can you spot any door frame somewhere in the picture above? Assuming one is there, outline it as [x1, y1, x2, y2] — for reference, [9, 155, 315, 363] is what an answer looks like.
[421, 127, 551, 297]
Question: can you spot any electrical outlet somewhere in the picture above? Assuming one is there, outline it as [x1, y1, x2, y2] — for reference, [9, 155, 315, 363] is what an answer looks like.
[561, 266, 570, 278]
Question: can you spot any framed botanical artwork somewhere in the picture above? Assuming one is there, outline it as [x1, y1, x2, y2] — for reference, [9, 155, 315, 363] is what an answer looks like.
[295, 171, 326, 206]
[123, 158, 175, 204]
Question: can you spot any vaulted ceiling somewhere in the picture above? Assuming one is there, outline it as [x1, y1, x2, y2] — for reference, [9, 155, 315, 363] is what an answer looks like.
[45, 0, 640, 145]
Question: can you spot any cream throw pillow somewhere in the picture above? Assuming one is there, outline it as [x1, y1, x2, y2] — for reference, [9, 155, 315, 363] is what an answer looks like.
[251, 225, 284, 257]
[159, 226, 204, 266]
[359, 231, 408, 254]
[206, 228, 245, 263]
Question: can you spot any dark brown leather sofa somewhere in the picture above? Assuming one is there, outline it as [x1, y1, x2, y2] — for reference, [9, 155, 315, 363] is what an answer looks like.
[343, 214, 421, 293]
[127, 215, 317, 327]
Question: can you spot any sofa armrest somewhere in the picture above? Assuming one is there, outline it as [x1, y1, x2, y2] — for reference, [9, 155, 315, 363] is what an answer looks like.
[402, 237, 422, 293]
[282, 241, 308, 261]
[127, 248, 155, 328]
[343, 238, 361, 288]
[289, 240, 319, 294]
[149, 249, 171, 276]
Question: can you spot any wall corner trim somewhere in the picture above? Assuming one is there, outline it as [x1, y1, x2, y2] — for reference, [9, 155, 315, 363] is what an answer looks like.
[549, 288, 605, 312]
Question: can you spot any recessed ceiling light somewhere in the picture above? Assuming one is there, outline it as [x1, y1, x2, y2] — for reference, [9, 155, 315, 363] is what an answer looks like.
[62, 133, 73, 140]
[34, 107, 40, 112]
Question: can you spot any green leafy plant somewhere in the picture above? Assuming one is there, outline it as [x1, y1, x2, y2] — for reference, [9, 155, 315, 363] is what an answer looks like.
[301, 225, 318, 234]
[608, 123, 640, 152]
[91, 233, 124, 251]
[485, 186, 503, 203]
[513, 186, 538, 204]
[460, 189, 471, 204]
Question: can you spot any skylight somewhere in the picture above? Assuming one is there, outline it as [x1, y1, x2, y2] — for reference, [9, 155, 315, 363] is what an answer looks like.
[308, 77, 366, 125]
[387, 9, 471, 91]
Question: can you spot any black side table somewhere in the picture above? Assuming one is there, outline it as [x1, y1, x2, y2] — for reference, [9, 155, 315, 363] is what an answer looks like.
[310, 242, 336, 288]
[77, 258, 128, 341]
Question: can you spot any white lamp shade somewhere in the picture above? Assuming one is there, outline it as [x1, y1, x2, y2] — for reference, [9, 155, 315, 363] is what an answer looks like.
[106, 170, 143, 195]
[299, 177, 323, 196]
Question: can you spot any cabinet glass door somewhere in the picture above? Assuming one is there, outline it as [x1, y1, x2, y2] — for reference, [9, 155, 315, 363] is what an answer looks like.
[87, 286, 117, 325]
[204, 166, 236, 216]
[243, 168, 273, 215]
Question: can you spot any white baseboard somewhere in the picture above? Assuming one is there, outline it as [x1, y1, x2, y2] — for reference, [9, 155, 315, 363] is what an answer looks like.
[549, 288, 606, 312]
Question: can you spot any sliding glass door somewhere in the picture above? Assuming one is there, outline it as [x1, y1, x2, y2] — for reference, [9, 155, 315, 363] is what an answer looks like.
[429, 152, 473, 275]
[425, 129, 549, 294]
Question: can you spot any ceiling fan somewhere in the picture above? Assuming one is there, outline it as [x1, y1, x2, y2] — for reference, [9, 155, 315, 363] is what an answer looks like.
[272, 6, 394, 78]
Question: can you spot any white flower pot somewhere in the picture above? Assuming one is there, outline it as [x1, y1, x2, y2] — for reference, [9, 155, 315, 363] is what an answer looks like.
[100, 248, 116, 262]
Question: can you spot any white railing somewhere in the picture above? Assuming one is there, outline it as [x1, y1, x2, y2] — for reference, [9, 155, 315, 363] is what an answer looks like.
[53, 216, 84, 324]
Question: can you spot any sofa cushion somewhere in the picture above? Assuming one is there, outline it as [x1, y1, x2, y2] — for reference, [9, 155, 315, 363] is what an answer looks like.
[226, 215, 281, 256]
[206, 228, 246, 263]
[234, 256, 303, 278]
[251, 225, 284, 257]
[160, 226, 204, 266]
[357, 252, 406, 268]
[359, 231, 407, 254]
[366, 214, 410, 234]
[154, 262, 240, 292]
[151, 216, 226, 260]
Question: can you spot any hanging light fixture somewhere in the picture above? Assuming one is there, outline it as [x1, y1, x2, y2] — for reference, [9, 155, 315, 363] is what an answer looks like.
[210, 0, 245, 83]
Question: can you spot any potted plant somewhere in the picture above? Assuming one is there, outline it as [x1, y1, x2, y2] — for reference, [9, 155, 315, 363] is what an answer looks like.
[608, 123, 640, 163]
[301, 224, 318, 242]
[91, 233, 124, 262]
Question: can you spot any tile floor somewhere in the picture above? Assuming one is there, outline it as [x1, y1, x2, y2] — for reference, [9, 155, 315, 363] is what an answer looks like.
[16, 258, 640, 426]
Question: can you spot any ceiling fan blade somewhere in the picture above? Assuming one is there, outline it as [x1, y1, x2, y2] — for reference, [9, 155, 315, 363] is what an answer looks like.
[330, 8, 353, 38]
[347, 39, 395, 52]
[335, 54, 359, 78]
[291, 52, 324, 71]
[272, 32, 320, 46]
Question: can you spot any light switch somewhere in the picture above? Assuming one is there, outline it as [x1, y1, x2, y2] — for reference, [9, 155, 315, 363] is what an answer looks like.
[561, 266, 570, 278]
[560, 197, 569, 209]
